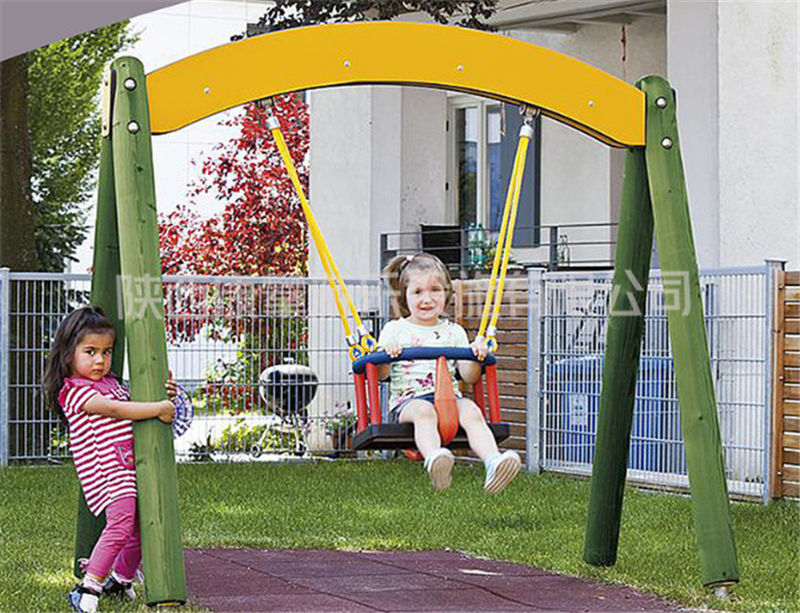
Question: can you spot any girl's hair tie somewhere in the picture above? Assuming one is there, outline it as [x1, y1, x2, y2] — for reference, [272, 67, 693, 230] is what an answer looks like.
[405, 255, 414, 263]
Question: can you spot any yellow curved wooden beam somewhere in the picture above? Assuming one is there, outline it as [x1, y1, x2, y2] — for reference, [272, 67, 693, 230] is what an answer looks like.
[146, 22, 644, 147]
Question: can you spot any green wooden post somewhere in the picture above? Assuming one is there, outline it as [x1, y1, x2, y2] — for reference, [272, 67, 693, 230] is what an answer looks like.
[73, 124, 123, 576]
[110, 57, 186, 604]
[583, 147, 654, 566]
[639, 75, 739, 587]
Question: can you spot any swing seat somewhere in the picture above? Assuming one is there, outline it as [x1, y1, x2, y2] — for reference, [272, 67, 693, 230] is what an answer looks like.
[352, 422, 510, 451]
[350, 347, 511, 451]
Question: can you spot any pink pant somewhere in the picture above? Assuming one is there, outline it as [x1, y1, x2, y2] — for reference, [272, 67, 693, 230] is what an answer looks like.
[85, 497, 141, 582]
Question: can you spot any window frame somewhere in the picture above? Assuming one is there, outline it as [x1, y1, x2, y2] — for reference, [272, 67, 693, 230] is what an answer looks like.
[446, 94, 495, 228]
[447, 93, 541, 248]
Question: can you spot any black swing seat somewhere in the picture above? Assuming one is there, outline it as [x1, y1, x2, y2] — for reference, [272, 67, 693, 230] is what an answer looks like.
[352, 422, 510, 451]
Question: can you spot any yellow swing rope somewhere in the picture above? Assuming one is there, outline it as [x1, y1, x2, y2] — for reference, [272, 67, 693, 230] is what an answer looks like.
[267, 111, 375, 359]
[477, 107, 538, 351]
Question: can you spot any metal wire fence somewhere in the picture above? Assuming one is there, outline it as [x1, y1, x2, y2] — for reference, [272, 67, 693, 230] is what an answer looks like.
[0, 266, 774, 501]
[0, 272, 381, 463]
[535, 265, 772, 499]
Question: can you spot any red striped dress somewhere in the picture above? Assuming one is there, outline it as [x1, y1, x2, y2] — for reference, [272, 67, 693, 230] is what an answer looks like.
[59, 375, 138, 516]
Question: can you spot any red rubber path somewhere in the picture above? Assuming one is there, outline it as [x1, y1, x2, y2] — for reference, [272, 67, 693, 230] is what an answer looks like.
[185, 548, 690, 612]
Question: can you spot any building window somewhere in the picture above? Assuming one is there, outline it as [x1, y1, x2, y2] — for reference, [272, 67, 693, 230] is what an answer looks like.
[449, 96, 540, 246]
[454, 105, 479, 228]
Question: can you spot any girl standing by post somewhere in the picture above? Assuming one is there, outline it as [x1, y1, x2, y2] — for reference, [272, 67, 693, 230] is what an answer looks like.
[43, 306, 175, 613]
[378, 253, 521, 492]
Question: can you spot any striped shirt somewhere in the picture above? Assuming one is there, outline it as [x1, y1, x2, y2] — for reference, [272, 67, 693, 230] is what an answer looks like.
[59, 375, 137, 516]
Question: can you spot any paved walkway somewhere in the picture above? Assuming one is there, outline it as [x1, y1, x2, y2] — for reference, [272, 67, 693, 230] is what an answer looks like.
[185, 548, 688, 612]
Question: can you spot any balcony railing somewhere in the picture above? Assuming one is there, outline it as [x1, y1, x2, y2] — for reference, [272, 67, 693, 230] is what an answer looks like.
[380, 222, 638, 277]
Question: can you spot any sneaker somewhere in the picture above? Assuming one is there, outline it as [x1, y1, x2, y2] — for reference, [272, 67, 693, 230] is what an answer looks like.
[68, 585, 99, 613]
[483, 450, 522, 494]
[103, 573, 136, 601]
[424, 447, 454, 490]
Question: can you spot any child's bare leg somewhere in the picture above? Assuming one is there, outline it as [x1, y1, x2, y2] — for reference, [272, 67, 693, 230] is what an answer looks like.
[398, 400, 441, 458]
[458, 398, 522, 493]
[457, 398, 499, 460]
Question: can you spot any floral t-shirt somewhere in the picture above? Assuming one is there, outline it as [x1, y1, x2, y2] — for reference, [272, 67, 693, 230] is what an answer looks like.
[377, 317, 470, 410]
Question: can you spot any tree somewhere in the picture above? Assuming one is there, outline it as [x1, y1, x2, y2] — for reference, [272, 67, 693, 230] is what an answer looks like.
[159, 96, 309, 281]
[0, 53, 38, 270]
[248, 0, 498, 34]
[27, 23, 136, 272]
[0, 25, 135, 461]
[158, 95, 310, 421]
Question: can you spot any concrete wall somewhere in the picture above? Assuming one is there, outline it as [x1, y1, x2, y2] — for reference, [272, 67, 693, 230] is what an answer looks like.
[511, 17, 666, 266]
[717, 1, 799, 269]
[667, 0, 720, 269]
[668, 0, 799, 271]
[308, 86, 447, 278]
[309, 86, 376, 279]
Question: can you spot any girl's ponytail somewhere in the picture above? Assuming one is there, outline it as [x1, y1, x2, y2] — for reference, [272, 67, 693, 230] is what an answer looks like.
[383, 255, 409, 317]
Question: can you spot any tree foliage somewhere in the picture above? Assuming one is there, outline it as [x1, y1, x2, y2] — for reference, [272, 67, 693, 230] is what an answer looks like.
[249, 0, 498, 33]
[158, 95, 309, 279]
[158, 95, 309, 348]
[28, 23, 136, 271]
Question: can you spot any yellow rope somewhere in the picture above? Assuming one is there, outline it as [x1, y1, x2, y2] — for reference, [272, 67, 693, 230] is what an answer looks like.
[477, 130, 531, 340]
[488, 138, 529, 334]
[270, 125, 362, 337]
[270, 102, 533, 357]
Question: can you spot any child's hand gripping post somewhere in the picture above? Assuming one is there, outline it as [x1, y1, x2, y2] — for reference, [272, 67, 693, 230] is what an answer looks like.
[434, 355, 459, 445]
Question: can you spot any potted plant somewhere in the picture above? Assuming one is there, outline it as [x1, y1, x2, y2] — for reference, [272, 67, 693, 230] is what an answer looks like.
[324, 403, 357, 458]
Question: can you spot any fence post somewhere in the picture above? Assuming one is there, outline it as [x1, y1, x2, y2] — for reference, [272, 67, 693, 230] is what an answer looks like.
[526, 267, 544, 473]
[765, 258, 786, 504]
[0, 268, 9, 466]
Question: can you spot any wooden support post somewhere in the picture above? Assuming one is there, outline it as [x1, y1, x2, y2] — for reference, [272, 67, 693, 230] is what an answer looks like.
[583, 146, 653, 566]
[110, 57, 186, 605]
[639, 76, 739, 587]
[73, 126, 124, 576]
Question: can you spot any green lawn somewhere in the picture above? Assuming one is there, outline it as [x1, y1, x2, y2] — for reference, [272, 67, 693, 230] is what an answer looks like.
[1, 460, 797, 612]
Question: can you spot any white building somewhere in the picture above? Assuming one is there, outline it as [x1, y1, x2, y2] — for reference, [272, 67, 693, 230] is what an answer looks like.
[71, 0, 799, 276]
[309, 0, 799, 279]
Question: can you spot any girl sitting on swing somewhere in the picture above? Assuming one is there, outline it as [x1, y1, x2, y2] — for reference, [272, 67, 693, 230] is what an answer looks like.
[377, 253, 521, 492]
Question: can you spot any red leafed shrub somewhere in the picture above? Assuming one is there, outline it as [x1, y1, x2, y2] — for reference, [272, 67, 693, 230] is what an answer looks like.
[158, 94, 309, 345]
[158, 95, 311, 417]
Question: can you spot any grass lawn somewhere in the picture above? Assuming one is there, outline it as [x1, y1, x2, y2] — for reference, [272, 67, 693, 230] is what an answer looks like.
[1, 460, 797, 613]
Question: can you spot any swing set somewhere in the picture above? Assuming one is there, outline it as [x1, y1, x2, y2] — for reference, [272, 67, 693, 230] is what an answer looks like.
[80, 21, 739, 606]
